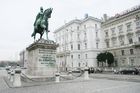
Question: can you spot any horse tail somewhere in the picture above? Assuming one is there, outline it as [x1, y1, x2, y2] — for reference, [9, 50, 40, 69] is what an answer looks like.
[31, 32, 35, 37]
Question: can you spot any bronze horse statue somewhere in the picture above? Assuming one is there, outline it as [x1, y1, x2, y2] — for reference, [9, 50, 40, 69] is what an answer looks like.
[31, 8, 53, 40]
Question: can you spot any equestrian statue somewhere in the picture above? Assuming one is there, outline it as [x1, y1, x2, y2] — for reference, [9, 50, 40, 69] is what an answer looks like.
[31, 7, 53, 40]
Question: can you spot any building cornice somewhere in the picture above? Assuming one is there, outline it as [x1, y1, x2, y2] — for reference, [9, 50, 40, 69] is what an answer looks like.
[54, 16, 102, 33]
[105, 44, 135, 51]
[102, 5, 140, 28]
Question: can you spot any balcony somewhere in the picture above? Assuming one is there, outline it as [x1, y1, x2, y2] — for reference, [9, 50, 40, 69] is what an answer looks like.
[136, 26, 140, 29]
[135, 26, 140, 33]
[127, 29, 132, 32]
[105, 36, 110, 41]
[112, 33, 116, 36]
[111, 34, 117, 39]
[126, 30, 134, 36]
[133, 42, 140, 47]
[118, 32, 125, 37]
[96, 37, 100, 42]
[56, 50, 70, 57]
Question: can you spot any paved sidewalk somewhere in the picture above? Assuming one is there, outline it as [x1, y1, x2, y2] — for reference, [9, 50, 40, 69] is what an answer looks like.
[1, 70, 140, 93]
[90, 73, 140, 82]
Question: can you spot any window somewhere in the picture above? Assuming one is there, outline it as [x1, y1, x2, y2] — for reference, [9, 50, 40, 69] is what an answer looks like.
[66, 29, 68, 31]
[85, 43, 87, 49]
[130, 59, 134, 66]
[126, 22, 132, 31]
[77, 33, 80, 39]
[78, 44, 80, 50]
[112, 39, 117, 46]
[105, 31, 109, 37]
[84, 25, 86, 29]
[71, 55, 73, 59]
[95, 24, 97, 29]
[118, 25, 123, 33]
[96, 43, 98, 49]
[136, 20, 140, 28]
[78, 63, 80, 67]
[128, 38, 133, 44]
[106, 41, 110, 48]
[77, 26, 79, 30]
[111, 28, 115, 35]
[96, 31, 98, 37]
[105, 30, 109, 37]
[84, 32, 87, 37]
[71, 62, 73, 67]
[122, 59, 125, 64]
[114, 51, 116, 57]
[85, 54, 88, 59]
[119, 37, 125, 45]
[121, 50, 125, 55]
[78, 54, 80, 59]
[139, 37, 140, 42]
[130, 49, 134, 55]
[71, 44, 73, 50]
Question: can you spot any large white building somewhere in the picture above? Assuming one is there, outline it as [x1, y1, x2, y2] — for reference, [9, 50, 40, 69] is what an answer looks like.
[54, 15, 104, 70]
[102, 5, 140, 67]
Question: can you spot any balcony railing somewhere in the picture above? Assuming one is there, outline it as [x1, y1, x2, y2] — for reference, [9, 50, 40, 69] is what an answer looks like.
[127, 29, 132, 32]
[112, 33, 116, 36]
[119, 31, 123, 34]
[133, 42, 140, 47]
[136, 26, 140, 29]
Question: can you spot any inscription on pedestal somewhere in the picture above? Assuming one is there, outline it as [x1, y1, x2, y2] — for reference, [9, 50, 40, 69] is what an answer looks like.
[38, 49, 56, 67]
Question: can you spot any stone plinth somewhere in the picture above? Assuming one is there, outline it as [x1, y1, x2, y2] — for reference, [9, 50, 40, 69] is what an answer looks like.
[25, 38, 58, 77]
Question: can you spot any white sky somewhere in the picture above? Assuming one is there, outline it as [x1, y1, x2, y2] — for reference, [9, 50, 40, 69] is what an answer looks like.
[0, 0, 140, 61]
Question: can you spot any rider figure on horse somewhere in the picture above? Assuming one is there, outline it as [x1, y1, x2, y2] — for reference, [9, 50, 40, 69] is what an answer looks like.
[32, 7, 53, 40]
[34, 7, 44, 29]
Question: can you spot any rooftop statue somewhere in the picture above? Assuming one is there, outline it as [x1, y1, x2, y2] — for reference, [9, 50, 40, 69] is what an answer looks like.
[31, 7, 53, 40]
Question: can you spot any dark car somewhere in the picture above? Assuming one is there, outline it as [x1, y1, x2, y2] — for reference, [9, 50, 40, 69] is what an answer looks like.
[88, 67, 94, 73]
[119, 68, 139, 75]
[88, 67, 103, 74]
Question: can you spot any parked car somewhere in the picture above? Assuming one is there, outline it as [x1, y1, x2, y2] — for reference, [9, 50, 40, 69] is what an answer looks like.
[114, 67, 139, 75]
[94, 68, 103, 73]
[88, 67, 94, 73]
[72, 68, 83, 73]
[88, 67, 103, 73]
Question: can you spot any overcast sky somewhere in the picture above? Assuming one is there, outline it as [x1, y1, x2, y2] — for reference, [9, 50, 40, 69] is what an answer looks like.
[0, 0, 140, 61]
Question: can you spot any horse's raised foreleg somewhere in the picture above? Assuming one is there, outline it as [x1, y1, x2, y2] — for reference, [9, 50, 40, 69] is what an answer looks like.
[40, 34, 42, 39]
[46, 31, 48, 40]
[34, 35, 36, 42]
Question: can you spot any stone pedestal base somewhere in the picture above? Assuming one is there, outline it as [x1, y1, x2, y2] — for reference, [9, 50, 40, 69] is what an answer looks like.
[25, 38, 58, 78]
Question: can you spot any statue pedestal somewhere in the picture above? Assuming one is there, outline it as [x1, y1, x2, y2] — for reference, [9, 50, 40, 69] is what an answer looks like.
[25, 38, 58, 78]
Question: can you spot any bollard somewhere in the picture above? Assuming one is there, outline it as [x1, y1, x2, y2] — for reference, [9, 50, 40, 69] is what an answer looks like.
[68, 71, 72, 76]
[5, 66, 10, 79]
[7, 70, 11, 80]
[55, 73, 60, 83]
[13, 68, 21, 87]
[84, 67, 89, 80]
[10, 71, 15, 82]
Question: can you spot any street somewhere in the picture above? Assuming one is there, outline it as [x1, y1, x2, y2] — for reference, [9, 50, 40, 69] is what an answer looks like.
[0, 70, 140, 93]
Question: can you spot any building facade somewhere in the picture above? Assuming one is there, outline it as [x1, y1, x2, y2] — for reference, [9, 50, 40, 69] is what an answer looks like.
[102, 5, 140, 67]
[54, 16, 104, 70]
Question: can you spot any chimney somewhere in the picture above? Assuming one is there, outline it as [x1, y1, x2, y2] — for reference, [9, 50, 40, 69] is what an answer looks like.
[103, 14, 108, 21]
[84, 13, 88, 19]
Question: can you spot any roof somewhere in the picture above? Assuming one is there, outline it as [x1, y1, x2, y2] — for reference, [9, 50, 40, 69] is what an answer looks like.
[102, 5, 140, 26]
[54, 16, 102, 33]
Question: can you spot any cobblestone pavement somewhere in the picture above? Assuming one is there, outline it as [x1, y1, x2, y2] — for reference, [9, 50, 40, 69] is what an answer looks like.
[0, 70, 140, 93]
